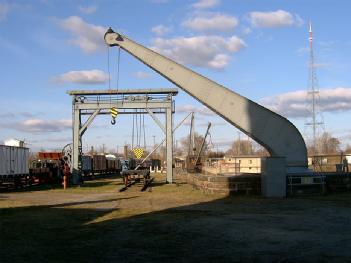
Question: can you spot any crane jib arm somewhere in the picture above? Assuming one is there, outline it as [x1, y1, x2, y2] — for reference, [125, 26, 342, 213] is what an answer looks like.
[104, 28, 307, 169]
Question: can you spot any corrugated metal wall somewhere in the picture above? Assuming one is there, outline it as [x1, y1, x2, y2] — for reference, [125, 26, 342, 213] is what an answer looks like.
[0, 145, 29, 176]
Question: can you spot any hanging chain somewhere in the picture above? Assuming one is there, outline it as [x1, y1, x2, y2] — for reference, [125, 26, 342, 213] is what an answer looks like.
[143, 113, 146, 149]
[139, 111, 142, 146]
[135, 109, 139, 147]
[132, 113, 135, 149]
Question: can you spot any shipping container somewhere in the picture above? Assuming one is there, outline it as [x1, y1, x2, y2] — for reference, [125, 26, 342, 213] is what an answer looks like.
[0, 145, 29, 177]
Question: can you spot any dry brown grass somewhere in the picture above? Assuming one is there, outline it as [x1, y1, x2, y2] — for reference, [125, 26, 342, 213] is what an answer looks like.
[1, 174, 351, 262]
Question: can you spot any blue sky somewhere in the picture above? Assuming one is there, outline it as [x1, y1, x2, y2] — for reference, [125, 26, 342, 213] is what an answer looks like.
[0, 0, 351, 153]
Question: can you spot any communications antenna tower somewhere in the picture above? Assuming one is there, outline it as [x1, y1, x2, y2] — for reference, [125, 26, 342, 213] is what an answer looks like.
[305, 21, 324, 155]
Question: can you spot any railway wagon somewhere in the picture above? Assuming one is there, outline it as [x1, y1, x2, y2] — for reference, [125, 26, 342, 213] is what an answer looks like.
[81, 154, 121, 177]
[0, 145, 30, 187]
[92, 154, 107, 175]
[81, 155, 93, 176]
[106, 154, 121, 174]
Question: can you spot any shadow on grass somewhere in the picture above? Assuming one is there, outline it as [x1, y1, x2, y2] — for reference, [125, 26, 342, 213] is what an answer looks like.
[0, 176, 122, 193]
[1, 194, 351, 262]
[53, 196, 139, 208]
[0, 183, 63, 193]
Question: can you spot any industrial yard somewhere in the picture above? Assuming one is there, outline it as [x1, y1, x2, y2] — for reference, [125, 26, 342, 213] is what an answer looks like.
[1, 1, 351, 262]
[1, 174, 351, 262]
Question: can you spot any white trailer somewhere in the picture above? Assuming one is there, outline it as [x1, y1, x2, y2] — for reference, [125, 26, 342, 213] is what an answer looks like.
[0, 145, 29, 179]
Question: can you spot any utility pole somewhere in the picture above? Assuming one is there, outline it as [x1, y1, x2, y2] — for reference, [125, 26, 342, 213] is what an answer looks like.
[237, 131, 241, 156]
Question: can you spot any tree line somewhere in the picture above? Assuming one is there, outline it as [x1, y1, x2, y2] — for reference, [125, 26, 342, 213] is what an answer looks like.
[174, 131, 351, 158]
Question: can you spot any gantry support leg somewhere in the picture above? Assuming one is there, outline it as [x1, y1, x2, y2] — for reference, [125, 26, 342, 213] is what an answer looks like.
[80, 109, 100, 136]
[166, 106, 173, 183]
[72, 99, 82, 184]
[146, 108, 166, 134]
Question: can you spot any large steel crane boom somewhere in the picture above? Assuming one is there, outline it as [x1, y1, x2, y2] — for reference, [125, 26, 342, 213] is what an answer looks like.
[104, 28, 307, 169]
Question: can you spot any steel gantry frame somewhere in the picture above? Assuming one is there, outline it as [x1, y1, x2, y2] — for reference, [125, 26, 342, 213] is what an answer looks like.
[67, 88, 178, 184]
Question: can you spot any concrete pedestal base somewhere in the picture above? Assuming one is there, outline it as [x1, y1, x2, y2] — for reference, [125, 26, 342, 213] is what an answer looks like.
[261, 157, 286, 197]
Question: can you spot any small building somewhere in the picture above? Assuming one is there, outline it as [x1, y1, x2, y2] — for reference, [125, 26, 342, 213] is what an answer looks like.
[204, 156, 261, 175]
[223, 156, 261, 173]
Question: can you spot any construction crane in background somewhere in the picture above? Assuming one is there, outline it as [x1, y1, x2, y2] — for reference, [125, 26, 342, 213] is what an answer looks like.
[188, 112, 196, 157]
[187, 122, 212, 173]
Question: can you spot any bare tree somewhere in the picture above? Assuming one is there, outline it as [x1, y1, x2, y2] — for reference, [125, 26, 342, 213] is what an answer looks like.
[207, 150, 225, 158]
[308, 132, 341, 155]
[254, 145, 270, 157]
[226, 139, 255, 156]
[179, 132, 208, 157]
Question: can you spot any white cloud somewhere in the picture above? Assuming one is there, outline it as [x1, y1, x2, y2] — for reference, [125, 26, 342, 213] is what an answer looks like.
[261, 87, 351, 118]
[242, 27, 252, 35]
[151, 35, 245, 69]
[134, 71, 152, 79]
[0, 3, 10, 21]
[45, 136, 72, 143]
[182, 13, 238, 32]
[2, 119, 72, 133]
[151, 25, 171, 36]
[52, 69, 109, 85]
[58, 16, 105, 54]
[248, 10, 303, 28]
[192, 0, 220, 9]
[78, 5, 97, 14]
[0, 112, 36, 118]
[177, 104, 215, 116]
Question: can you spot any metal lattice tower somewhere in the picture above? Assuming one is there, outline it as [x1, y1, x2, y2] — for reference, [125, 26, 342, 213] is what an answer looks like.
[305, 21, 324, 155]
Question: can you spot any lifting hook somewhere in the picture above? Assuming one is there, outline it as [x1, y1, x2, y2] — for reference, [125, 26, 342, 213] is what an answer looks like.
[111, 118, 116, 125]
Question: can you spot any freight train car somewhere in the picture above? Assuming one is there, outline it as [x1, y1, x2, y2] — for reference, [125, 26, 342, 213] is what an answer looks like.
[0, 145, 30, 187]
[81, 155, 93, 177]
[106, 154, 121, 174]
[92, 154, 107, 175]
[81, 154, 121, 177]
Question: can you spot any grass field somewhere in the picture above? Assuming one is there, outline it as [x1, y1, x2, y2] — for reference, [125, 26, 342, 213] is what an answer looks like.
[1, 174, 351, 262]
